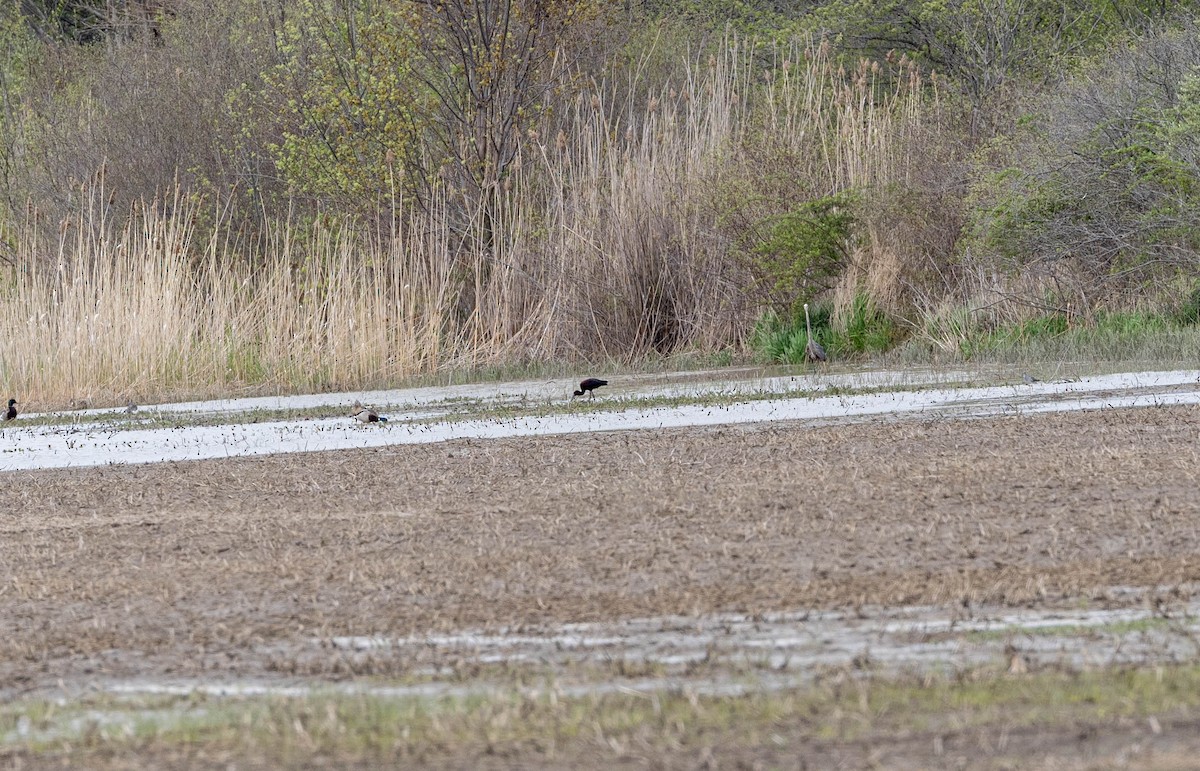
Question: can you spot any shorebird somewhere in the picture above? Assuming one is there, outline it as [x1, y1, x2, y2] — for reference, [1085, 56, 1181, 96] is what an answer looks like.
[803, 303, 826, 363]
[573, 378, 608, 398]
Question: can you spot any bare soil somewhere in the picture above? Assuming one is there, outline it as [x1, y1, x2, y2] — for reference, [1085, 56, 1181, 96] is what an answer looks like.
[4, 404, 1200, 767]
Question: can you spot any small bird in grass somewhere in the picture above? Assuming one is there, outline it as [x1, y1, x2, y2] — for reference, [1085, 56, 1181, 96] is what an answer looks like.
[124, 401, 138, 414]
[350, 402, 388, 423]
[1021, 374, 1041, 385]
[573, 378, 608, 398]
[803, 303, 827, 363]
[4, 399, 16, 421]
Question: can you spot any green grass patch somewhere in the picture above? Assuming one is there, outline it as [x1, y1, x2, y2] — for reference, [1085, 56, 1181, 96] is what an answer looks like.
[753, 296, 900, 364]
[750, 300, 1200, 369]
[6, 664, 1200, 766]
[963, 311, 1165, 358]
[964, 616, 1172, 643]
[906, 307, 1200, 366]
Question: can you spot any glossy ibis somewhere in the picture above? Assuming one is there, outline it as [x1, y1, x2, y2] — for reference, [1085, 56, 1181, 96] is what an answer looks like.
[573, 378, 608, 398]
[803, 303, 826, 363]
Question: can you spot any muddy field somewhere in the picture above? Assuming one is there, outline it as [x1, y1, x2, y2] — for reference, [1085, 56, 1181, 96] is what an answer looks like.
[5, 404, 1200, 767]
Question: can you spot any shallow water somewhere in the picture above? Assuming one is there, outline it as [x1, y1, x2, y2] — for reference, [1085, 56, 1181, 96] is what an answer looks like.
[89, 588, 1200, 704]
[6, 590, 1193, 746]
[1, 369, 1197, 470]
[323, 594, 1200, 676]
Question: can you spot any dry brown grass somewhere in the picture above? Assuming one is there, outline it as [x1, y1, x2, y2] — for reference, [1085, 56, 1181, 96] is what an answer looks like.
[3, 187, 469, 405]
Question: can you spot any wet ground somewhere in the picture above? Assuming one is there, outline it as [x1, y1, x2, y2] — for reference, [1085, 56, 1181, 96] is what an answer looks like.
[2, 367, 1198, 470]
[80, 589, 1200, 703]
[5, 370, 1200, 766]
[6, 400, 1200, 684]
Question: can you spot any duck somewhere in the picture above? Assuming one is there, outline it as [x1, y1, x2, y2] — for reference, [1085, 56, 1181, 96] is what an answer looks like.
[350, 402, 387, 423]
[573, 378, 608, 398]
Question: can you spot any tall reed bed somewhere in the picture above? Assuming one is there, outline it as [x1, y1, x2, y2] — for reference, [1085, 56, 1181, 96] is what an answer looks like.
[753, 41, 932, 321]
[1, 36, 930, 406]
[1, 189, 468, 404]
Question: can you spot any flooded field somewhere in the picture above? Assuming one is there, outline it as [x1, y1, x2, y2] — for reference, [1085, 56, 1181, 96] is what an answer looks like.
[2, 366, 1199, 470]
[4, 367, 1200, 767]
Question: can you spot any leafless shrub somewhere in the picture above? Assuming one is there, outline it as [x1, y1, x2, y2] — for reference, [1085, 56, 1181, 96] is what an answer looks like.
[10, 0, 278, 237]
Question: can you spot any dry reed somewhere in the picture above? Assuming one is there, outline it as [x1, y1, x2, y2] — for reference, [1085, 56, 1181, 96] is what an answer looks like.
[1, 35, 930, 406]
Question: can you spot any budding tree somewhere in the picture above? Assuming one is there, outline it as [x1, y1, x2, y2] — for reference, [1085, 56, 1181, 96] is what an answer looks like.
[403, 0, 594, 249]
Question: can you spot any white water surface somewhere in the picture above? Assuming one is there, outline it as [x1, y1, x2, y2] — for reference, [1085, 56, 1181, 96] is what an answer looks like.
[1, 369, 1197, 471]
[78, 591, 1200, 706]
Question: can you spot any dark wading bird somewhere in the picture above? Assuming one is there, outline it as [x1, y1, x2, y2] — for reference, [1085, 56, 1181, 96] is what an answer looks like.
[573, 378, 608, 398]
[4, 399, 16, 421]
[803, 303, 827, 363]
[351, 402, 388, 423]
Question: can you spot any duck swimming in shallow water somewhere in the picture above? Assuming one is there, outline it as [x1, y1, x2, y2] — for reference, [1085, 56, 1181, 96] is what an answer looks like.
[4, 399, 16, 420]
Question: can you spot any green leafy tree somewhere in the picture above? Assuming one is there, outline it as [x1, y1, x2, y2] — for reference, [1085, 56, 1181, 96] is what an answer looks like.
[747, 191, 857, 314]
[257, 0, 422, 214]
[966, 25, 1200, 306]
